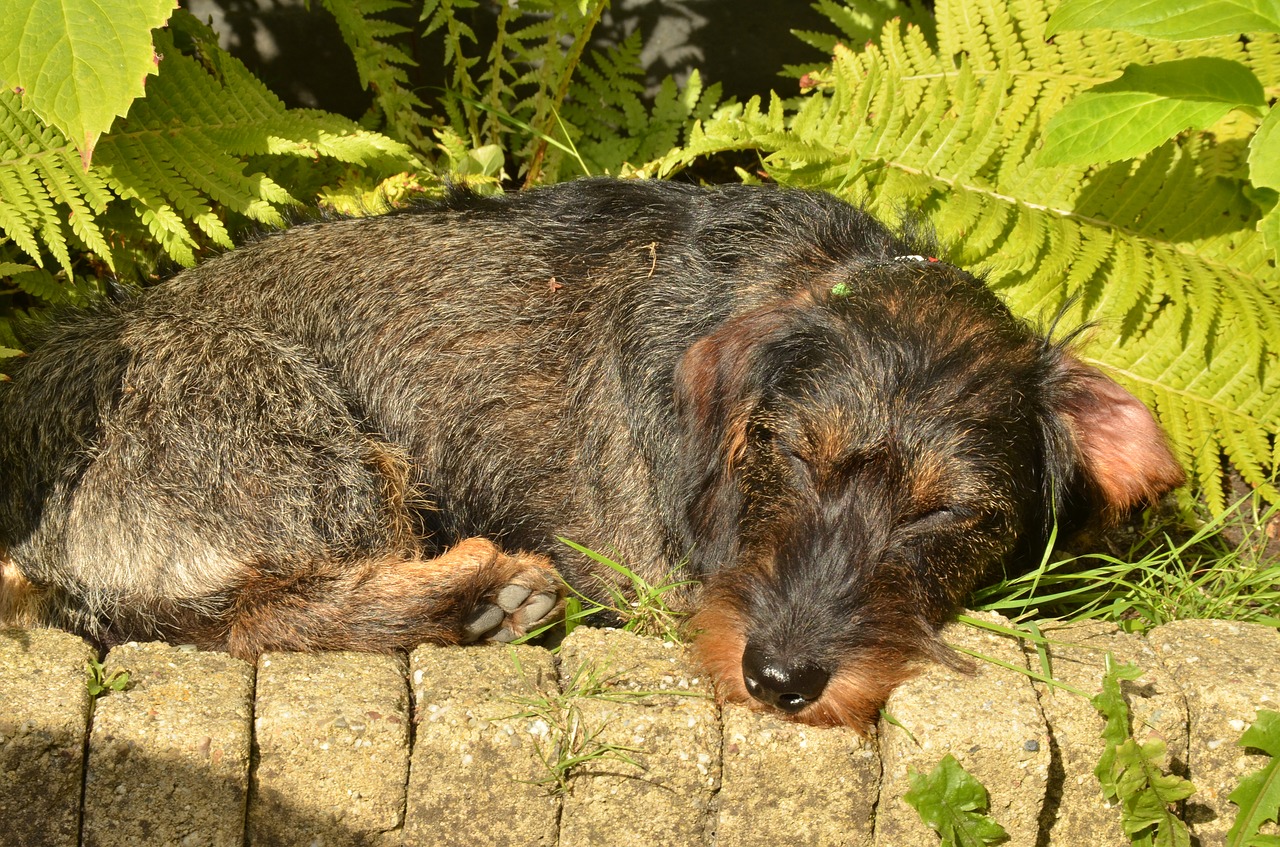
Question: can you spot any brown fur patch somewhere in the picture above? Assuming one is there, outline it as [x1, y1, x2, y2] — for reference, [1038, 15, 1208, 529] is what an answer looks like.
[687, 596, 751, 704]
[1058, 360, 1186, 517]
[0, 553, 45, 627]
[219, 539, 561, 659]
[797, 655, 923, 733]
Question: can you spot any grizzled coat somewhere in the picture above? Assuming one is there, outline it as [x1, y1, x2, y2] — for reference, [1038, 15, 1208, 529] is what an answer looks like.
[0, 178, 1183, 730]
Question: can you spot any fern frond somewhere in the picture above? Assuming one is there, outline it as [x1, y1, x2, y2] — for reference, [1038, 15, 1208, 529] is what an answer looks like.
[654, 0, 1280, 506]
[319, 0, 431, 151]
[0, 91, 109, 273]
[556, 33, 722, 179]
[0, 9, 413, 299]
[100, 13, 412, 265]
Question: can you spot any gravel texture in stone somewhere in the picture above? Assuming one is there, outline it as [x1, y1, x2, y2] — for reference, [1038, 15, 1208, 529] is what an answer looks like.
[250, 651, 410, 847]
[404, 642, 561, 847]
[0, 627, 96, 847]
[715, 704, 879, 847]
[556, 627, 720, 847]
[1148, 619, 1280, 845]
[81, 641, 254, 847]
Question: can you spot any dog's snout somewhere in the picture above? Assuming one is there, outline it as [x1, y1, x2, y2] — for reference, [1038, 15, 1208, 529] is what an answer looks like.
[741, 644, 830, 713]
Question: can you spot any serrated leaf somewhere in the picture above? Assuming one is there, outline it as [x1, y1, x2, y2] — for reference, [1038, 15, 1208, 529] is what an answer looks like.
[904, 754, 1010, 846]
[1040, 59, 1264, 166]
[1092, 657, 1195, 847]
[1227, 710, 1280, 847]
[0, 0, 178, 165]
[1259, 205, 1280, 259]
[1047, 0, 1280, 39]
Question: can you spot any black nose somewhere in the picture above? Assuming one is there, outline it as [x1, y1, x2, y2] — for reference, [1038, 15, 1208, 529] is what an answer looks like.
[741, 645, 830, 713]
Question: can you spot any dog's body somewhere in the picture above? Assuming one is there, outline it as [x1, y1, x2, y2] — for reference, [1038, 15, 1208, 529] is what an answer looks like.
[0, 178, 1184, 730]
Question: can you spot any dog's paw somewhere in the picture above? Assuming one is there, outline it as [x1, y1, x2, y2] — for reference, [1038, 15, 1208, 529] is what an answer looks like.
[460, 550, 564, 644]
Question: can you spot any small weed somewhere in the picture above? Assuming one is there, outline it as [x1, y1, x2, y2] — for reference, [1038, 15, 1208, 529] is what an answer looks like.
[1226, 709, 1280, 847]
[86, 656, 129, 698]
[555, 537, 695, 642]
[502, 657, 647, 795]
[1093, 655, 1195, 847]
[502, 651, 707, 795]
[904, 753, 1009, 846]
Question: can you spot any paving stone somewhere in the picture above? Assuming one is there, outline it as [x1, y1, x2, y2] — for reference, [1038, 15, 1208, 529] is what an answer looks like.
[249, 652, 410, 847]
[0, 627, 96, 847]
[1029, 620, 1188, 846]
[80, 642, 254, 847]
[874, 612, 1051, 847]
[556, 627, 720, 847]
[715, 704, 878, 847]
[1148, 619, 1280, 845]
[404, 643, 561, 847]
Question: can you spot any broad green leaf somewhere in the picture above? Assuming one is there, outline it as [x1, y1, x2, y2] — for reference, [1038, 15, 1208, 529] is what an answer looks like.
[1227, 710, 1280, 847]
[1254, 111, 1280, 259]
[1250, 109, 1280, 189]
[1047, 0, 1280, 39]
[904, 754, 1009, 846]
[1039, 58, 1265, 166]
[1260, 206, 1280, 258]
[0, 0, 177, 165]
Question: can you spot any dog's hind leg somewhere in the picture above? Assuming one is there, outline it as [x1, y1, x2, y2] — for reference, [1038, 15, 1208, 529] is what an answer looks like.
[2, 314, 564, 653]
[210, 538, 565, 659]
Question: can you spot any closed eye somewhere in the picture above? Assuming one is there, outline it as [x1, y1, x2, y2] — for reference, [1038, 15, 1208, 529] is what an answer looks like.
[780, 447, 813, 480]
[902, 505, 971, 532]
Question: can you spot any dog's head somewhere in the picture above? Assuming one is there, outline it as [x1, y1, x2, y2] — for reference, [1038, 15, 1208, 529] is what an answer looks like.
[676, 261, 1184, 732]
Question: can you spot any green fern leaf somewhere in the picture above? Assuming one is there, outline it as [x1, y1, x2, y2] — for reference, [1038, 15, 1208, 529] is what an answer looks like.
[654, 0, 1280, 507]
[0, 8, 412, 295]
[319, 0, 431, 150]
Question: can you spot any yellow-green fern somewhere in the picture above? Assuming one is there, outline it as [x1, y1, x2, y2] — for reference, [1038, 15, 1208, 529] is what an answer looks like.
[0, 10, 413, 302]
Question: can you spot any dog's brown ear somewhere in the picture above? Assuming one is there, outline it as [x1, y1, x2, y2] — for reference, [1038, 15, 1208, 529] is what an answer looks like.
[674, 303, 796, 569]
[1053, 357, 1185, 517]
[674, 304, 794, 448]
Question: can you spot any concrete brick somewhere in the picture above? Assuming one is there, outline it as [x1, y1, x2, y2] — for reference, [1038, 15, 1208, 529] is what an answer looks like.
[1148, 619, 1280, 845]
[875, 612, 1051, 847]
[249, 652, 409, 847]
[404, 643, 560, 847]
[81, 642, 254, 847]
[715, 705, 878, 847]
[556, 627, 720, 847]
[0, 627, 96, 847]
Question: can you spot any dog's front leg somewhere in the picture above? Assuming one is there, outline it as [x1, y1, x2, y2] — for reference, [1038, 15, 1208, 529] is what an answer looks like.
[212, 538, 564, 659]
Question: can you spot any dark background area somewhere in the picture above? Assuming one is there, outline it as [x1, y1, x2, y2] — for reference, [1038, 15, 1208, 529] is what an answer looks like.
[181, 0, 833, 118]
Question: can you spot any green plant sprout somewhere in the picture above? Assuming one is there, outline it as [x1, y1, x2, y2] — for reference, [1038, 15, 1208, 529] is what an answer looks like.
[85, 656, 129, 698]
[1093, 655, 1195, 847]
[502, 652, 704, 795]
[904, 753, 1009, 846]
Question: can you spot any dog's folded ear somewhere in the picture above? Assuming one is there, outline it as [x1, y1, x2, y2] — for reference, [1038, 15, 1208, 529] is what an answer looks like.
[673, 302, 798, 570]
[1048, 355, 1186, 521]
[673, 302, 801, 463]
